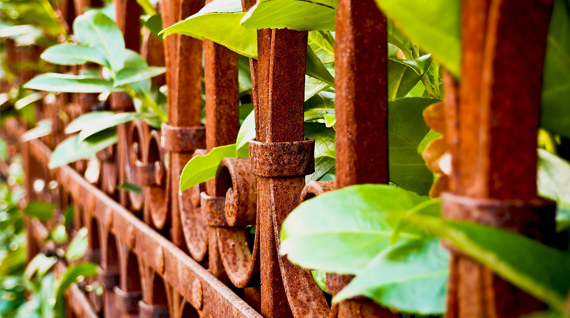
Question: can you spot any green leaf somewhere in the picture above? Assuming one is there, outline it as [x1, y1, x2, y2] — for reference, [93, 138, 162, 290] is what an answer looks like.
[14, 92, 43, 110]
[387, 21, 412, 54]
[114, 67, 166, 87]
[304, 91, 335, 123]
[22, 119, 52, 142]
[388, 57, 428, 99]
[312, 270, 329, 294]
[24, 201, 56, 222]
[402, 214, 570, 313]
[179, 144, 237, 191]
[48, 130, 118, 169]
[24, 254, 57, 280]
[142, 14, 163, 41]
[124, 49, 149, 68]
[305, 123, 335, 157]
[54, 262, 98, 312]
[65, 228, 88, 262]
[50, 224, 67, 244]
[65, 111, 116, 134]
[236, 111, 255, 158]
[537, 149, 570, 231]
[417, 129, 442, 155]
[40, 274, 56, 318]
[308, 31, 335, 65]
[281, 184, 428, 274]
[240, 0, 336, 31]
[306, 45, 335, 87]
[335, 238, 448, 314]
[374, 0, 460, 77]
[73, 11, 126, 72]
[388, 97, 436, 195]
[117, 182, 142, 194]
[40, 44, 109, 68]
[306, 155, 335, 182]
[161, 0, 334, 86]
[161, 0, 256, 58]
[136, 0, 157, 15]
[541, 0, 570, 138]
[25, 74, 116, 93]
[64, 205, 75, 229]
[238, 55, 253, 94]
[77, 112, 143, 142]
[305, 76, 330, 101]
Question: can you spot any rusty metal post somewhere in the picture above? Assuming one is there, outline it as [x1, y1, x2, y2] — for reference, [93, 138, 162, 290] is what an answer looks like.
[202, 0, 240, 277]
[160, 0, 205, 247]
[248, 26, 327, 317]
[443, 1, 556, 317]
[326, 0, 398, 317]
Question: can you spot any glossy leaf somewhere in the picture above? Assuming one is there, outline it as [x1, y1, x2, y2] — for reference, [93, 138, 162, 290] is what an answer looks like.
[54, 263, 98, 312]
[388, 97, 437, 195]
[40, 44, 109, 68]
[236, 111, 255, 158]
[240, 0, 336, 31]
[14, 92, 43, 109]
[49, 130, 118, 169]
[114, 67, 166, 87]
[24, 201, 56, 222]
[335, 238, 448, 314]
[24, 254, 57, 280]
[161, 0, 256, 58]
[402, 214, 570, 313]
[161, 0, 334, 86]
[117, 181, 142, 194]
[142, 14, 163, 41]
[537, 149, 570, 231]
[281, 185, 428, 274]
[25, 74, 116, 93]
[417, 130, 442, 155]
[50, 224, 67, 243]
[65, 111, 115, 134]
[388, 57, 429, 99]
[305, 123, 335, 157]
[305, 76, 330, 101]
[179, 144, 237, 191]
[308, 31, 335, 65]
[374, 0, 460, 77]
[65, 228, 88, 262]
[541, 0, 570, 138]
[21, 119, 52, 142]
[304, 91, 335, 123]
[306, 156, 335, 182]
[77, 112, 143, 142]
[73, 11, 125, 72]
[306, 44, 335, 87]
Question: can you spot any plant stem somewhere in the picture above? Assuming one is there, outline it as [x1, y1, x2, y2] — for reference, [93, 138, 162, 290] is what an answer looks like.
[124, 84, 168, 122]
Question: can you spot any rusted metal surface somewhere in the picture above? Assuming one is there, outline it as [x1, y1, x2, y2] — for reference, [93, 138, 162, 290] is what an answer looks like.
[442, 0, 556, 317]
[6, 0, 559, 316]
[326, 0, 396, 317]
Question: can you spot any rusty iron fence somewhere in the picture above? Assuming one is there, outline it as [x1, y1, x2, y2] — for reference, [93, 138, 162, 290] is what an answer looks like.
[0, 0, 557, 317]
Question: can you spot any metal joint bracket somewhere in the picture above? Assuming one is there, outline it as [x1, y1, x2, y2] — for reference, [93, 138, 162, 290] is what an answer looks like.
[441, 192, 557, 250]
[160, 123, 206, 152]
[249, 138, 315, 177]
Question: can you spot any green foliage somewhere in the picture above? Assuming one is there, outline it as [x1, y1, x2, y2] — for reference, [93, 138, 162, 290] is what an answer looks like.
[542, 0, 570, 138]
[48, 130, 118, 169]
[537, 149, 570, 230]
[401, 213, 570, 313]
[179, 144, 238, 191]
[241, 0, 336, 31]
[24, 202, 55, 222]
